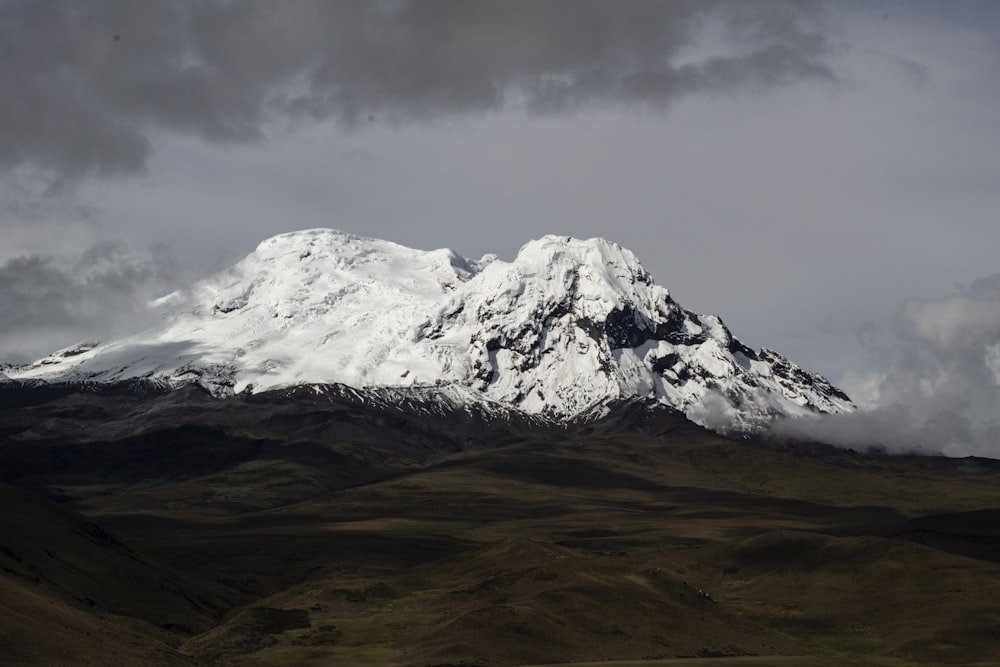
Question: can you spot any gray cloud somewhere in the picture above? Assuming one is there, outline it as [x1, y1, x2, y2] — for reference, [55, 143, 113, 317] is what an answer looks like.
[0, 243, 192, 363]
[1, 0, 833, 180]
[772, 275, 1000, 458]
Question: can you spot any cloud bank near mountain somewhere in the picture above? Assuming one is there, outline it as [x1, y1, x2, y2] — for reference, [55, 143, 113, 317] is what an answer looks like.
[772, 275, 1000, 458]
[0, 243, 193, 363]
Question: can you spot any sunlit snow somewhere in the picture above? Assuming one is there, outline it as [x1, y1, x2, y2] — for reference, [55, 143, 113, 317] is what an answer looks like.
[6, 229, 853, 432]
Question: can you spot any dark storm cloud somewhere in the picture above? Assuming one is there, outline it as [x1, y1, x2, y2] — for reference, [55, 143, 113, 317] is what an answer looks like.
[0, 243, 189, 363]
[1, 0, 833, 179]
[772, 275, 1000, 458]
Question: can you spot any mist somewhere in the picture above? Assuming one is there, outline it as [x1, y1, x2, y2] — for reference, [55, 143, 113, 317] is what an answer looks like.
[771, 274, 1000, 458]
[0, 243, 196, 364]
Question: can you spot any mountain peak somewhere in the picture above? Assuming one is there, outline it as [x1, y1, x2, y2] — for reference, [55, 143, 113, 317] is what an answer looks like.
[4, 229, 852, 432]
[513, 234, 655, 289]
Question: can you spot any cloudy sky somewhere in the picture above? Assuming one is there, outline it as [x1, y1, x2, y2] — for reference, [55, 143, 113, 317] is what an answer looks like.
[2, 1, 999, 453]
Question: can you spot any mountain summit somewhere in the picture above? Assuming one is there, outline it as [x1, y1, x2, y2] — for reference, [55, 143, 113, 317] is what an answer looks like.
[5, 229, 852, 431]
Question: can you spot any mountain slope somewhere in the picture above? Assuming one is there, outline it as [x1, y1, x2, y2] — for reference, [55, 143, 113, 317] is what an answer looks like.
[4, 229, 852, 432]
[3, 383, 1000, 665]
[0, 483, 237, 666]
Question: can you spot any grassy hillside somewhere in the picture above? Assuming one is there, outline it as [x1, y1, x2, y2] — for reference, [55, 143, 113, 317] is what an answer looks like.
[2, 385, 1000, 665]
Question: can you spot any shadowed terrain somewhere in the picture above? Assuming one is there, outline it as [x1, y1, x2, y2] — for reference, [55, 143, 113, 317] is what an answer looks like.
[2, 383, 1000, 666]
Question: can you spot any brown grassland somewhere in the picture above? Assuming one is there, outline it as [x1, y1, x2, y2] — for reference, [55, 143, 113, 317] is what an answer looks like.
[1, 386, 999, 666]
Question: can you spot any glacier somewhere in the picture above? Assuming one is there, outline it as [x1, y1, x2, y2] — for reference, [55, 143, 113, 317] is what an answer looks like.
[3, 229, 853, 432]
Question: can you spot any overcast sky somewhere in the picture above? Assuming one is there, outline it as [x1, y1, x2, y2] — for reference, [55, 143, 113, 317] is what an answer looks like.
[2, 1, 999, 453]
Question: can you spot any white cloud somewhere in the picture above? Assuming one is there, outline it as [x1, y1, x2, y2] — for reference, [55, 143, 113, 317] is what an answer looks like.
[773, 275, 1000, 458]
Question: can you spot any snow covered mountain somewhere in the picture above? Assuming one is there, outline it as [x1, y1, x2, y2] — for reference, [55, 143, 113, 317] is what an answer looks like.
[4, 229, 853, 432]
